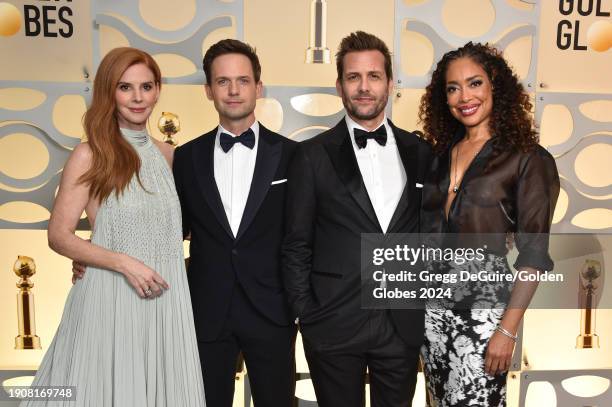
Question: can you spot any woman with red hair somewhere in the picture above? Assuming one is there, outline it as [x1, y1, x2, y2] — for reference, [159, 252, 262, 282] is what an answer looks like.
[22, 48, 205, 406]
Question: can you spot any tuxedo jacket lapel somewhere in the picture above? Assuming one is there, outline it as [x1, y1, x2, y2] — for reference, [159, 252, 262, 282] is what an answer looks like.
[235, 125, 282, 241]
[387, 121, 418, 233]
[324, 120, 382, 233]
[192, 129, 234, 239]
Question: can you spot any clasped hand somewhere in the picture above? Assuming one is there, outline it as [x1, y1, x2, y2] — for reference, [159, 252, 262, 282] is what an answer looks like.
[72, 255, 169, 298]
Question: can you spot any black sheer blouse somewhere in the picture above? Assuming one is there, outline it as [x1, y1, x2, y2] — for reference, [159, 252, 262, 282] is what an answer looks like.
[421, 135, 560, 271]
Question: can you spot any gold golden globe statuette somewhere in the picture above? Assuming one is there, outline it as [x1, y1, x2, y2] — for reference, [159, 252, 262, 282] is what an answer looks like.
[577, 259, 602, 349]
[158, 112, 180, 146]
[14, 256, 41, 350]
[305, 0, 331, 63]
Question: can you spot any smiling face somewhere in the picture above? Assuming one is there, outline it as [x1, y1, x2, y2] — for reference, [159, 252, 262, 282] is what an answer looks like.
[445, 57, 493, 133]
[336, 50, 393, 129]
[205, 53, 262, 127]
[114, 63, 159, 131]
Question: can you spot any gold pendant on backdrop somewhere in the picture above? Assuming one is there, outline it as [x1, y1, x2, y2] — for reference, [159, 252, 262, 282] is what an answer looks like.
[305, 0, 331, 63]
[577, 259, 601, 349]
[14, 256, 41, 350]
[158, 112, 181, 147]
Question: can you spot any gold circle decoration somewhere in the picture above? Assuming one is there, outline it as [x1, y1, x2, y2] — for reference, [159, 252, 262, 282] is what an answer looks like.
[503, 35, 532, 80]
[561, 375, 611, 398]
[441, 0, 495, 38]
[402, 0, 431, 6]
[574, 143, 612, 188]
[0, 88, 46, 111]
[572, 208, 612, 230]
[289, 94, 343, 117]
[0, 201, 50, 223]
[400, 27, 434, 77]
[139, 0, 195, 31]
[578, 100, 612, 123]
[587, 20, 612, 52]
[152, 54, 196, 78]
[552, 188, 569, 225]
[0, 2, 21, 37]
[0, 133, 50, 180]
[52, 95, 87, 139]
[255, 98, 283, 133]
[539, 104, 573, 148]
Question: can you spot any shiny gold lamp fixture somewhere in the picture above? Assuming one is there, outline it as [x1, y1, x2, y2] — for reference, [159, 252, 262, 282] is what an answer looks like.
[14, 256, 41, 350]
[158, 112, 181, 146]
[306, 0, 331, 64]
[577, 259, 601, 349]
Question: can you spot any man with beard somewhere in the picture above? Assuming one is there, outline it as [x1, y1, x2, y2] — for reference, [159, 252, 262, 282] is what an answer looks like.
[282, 31, 431, 407]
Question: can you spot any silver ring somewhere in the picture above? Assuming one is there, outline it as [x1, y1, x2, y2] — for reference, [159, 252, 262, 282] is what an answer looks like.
[144, 288, 153, 296]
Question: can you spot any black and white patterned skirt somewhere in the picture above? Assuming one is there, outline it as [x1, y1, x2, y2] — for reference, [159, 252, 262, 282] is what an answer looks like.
[421, 253, 514, 407]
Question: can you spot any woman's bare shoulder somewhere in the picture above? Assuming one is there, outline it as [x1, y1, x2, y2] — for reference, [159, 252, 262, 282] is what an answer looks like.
[66, 142, 94, 171]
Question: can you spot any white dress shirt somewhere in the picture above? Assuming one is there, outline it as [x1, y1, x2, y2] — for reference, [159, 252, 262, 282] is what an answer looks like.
[345, 115, 406, 233]
[214, 121, 259, 237]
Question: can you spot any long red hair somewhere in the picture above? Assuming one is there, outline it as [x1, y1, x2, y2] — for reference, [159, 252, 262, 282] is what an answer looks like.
[80, 47, 162, 201]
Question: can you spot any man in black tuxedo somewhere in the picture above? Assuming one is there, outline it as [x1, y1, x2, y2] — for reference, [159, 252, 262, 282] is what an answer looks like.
[173, 39, 297, 407]
[282, 31, 431, 407]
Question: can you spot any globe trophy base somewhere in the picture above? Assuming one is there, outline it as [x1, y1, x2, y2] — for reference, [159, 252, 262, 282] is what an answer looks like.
[306, 47, 331, 64]
[15, 335, 41, 350]
[576, 333, 599, 349]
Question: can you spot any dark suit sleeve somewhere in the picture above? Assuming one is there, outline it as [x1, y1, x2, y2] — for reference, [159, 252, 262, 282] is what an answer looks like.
[282, 143, 317, 320]
[513, 147, 560, 271]
[172, 145, 191, 239]
[417, 140, 433, 182]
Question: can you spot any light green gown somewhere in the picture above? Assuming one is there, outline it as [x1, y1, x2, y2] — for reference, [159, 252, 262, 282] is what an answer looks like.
[21, 129, 206, 406]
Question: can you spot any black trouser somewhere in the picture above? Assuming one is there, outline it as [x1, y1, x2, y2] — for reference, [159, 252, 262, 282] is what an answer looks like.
[304, 310, 419, 407]
[197, 284, 297, 407]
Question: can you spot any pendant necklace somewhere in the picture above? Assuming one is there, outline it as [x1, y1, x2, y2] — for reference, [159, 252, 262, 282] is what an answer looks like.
[452, 141, 482, 193]
[452, 142, 461, 193]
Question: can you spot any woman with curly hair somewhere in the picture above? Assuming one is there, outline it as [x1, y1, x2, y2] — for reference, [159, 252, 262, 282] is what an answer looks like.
[418, 42, 559, 406]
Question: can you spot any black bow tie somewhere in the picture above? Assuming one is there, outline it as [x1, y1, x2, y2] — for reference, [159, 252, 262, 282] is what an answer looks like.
[220, 128, 255, 153]
[354, 126, 387, 149]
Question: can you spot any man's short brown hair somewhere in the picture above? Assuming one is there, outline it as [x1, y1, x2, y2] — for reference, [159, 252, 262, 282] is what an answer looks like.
[202, 39, 262, 84]
[336, 31, 393, 81]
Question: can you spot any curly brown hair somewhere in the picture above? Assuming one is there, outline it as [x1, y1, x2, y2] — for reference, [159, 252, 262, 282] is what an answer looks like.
[418, 42, 537, 153]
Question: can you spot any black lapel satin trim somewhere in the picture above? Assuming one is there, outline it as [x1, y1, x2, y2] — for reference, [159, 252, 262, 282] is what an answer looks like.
[387, 121, 417, 233]
[235, 125, 282, 241]
[192, 129, 234, 239]
[324, 120, 382, 232]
